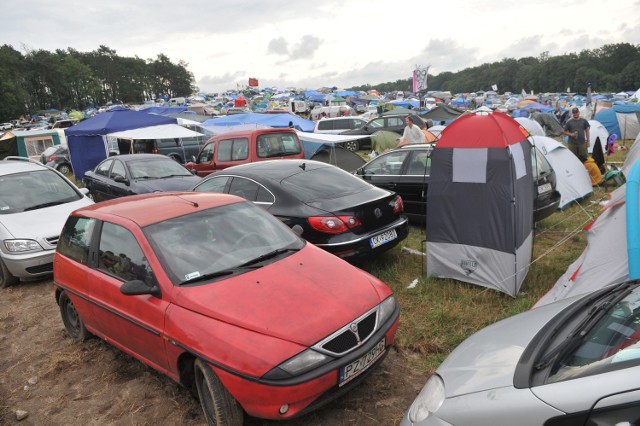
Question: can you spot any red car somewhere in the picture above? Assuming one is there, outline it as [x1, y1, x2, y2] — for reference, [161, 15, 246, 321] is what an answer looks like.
[53, 192, 399, 424]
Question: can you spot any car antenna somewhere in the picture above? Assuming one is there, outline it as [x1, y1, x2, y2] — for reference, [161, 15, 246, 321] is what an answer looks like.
[299, 162, 306, 171]
[174, 194, 198, 207]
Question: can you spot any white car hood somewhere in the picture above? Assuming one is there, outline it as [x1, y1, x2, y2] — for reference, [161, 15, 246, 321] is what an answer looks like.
[0, 197, 93, 245]
[437, 299, 575, 398]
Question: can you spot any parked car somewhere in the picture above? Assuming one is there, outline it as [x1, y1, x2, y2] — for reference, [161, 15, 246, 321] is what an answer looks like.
[54, 192, 400, 424]
[313, 117, 367, 134]
[339, 114, 426, 152]
[401, 280, 640, 425]
[355, 144, 561, 223]
[191, 159, 409, 261]
[0, 122, 13, 131]
[0, 157, 93, 288]
[185, 128, 305, 177]
[83, 154, 202, 202]
[131, 135, 207, 164]
[40, 145, 73, 175]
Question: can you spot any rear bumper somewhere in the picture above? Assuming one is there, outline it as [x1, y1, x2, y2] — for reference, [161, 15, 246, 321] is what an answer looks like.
[316, 217, 409, 260]
[534, 190, 561, 222]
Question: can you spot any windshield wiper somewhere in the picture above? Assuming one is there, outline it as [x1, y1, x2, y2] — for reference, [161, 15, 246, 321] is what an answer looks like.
[179, 265, 262, 285]
[24, 200, 66, 211]
[534, 286, 633, 370]
[238, 247, 300, 267]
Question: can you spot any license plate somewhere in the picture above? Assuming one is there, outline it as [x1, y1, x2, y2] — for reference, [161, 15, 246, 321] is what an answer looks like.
[370, 229, 397, 248]
[537, 183, 552, 194]
[339, 338, 386, 387]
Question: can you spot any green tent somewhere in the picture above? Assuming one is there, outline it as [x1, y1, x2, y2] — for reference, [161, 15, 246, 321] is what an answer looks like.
[371, 130, 400, 153]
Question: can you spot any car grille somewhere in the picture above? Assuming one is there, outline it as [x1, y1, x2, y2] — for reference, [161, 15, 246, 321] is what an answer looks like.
[316, 308, 378, 356]
[46, 236, 59, 246]
[26, 263, 53, 274]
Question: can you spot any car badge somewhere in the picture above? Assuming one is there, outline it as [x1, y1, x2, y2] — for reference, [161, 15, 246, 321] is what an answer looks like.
[349, 323, 361, 343]
[374, 208, 382, 219]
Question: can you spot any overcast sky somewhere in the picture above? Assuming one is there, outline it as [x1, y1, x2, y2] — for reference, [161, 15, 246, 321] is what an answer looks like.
[3, 0, 639, 94]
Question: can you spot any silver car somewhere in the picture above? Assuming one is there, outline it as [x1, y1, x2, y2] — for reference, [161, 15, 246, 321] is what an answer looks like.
[402, 281, 640, 425]
[0, 158, 93, 287]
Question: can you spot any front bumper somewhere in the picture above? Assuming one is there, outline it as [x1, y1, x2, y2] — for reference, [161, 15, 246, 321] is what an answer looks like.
[2, 249, 54, 279]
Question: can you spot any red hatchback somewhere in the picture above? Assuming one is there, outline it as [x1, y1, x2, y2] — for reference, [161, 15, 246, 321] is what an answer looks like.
[53, 192, 399, 424]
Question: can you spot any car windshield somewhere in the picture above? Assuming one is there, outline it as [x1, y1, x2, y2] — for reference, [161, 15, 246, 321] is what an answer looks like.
[0, 169, 82, 214]
[127, 158, 193, 179]
[281, 166, 371, 202]
[143, 201, 304, 285]
[547, 283, 640, 382]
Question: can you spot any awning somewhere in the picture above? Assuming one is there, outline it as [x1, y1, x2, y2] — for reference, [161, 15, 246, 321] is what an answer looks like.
[107, 124, 203, 140]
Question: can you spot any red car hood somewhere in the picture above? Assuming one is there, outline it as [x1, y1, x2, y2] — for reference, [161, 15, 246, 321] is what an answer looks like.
[170, 244, 386, 346]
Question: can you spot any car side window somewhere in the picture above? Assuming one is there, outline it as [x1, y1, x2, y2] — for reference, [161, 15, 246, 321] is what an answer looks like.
[110, 160, 126, 180]
[256, 185, 275, 203]
[405, 151, 432, 176]
[231, 138, 249, 161]
[363, 151, 410, 175]
[194, 176, 230, 193]
[57, 217, 97, 265]
[97, 222, 157, 287]
[95, 160, 113, 177]
[388, 117, 404, 127]
[198, 143, 214, 163]
[334, 120, 351, 130]
[217, 140, 233, 162]
[370, 118, 385, 128]
[228, 177, 259, 201]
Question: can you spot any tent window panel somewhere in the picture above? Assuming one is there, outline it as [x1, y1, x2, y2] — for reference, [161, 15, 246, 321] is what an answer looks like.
[509, 142, 526, 180]
[24, 137, 55, 159]
[452, 148, 487, 183]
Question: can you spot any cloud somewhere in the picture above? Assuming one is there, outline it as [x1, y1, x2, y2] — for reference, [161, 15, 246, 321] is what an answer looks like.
[412, 39, 479, 74]
[267, 37, 289, 56]
[290, 35, 322, 59]
[198, 71, 245, 91]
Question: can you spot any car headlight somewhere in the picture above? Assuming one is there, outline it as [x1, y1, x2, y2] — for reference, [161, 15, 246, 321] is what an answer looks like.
[262, 348, 332, 380]
[408, 374, 445, 423]
[4, 239, 43, 253]
[378, 295, 397, 325]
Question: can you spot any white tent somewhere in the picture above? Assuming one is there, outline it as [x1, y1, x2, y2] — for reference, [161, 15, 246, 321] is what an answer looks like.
[622, 132, 640, 177]
[588, 119, 610, 154]
[532, 136, 593, 209]
[534, 185, 628, 307]
[107, 124, 203, 140]
[515, 117, 545, 136]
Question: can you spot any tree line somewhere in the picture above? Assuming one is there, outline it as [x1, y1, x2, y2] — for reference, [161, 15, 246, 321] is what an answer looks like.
[0, 44, 195, 122]
[350, 43, 640, 96]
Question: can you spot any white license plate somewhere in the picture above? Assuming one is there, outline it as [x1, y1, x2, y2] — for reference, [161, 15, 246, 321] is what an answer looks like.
[339, 338, 386, 387]
[370, 229, 397, 248]
[537, 182, 552, 194]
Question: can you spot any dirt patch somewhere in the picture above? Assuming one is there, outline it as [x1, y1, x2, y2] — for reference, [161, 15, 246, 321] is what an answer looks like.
[0, 278, 426, 425]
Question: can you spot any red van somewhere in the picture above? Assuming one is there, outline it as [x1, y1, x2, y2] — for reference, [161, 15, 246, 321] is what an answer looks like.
[185, 128, 305, 177]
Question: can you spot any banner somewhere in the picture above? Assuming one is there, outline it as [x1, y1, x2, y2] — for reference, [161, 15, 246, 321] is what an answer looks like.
[248, 77, 259, 87]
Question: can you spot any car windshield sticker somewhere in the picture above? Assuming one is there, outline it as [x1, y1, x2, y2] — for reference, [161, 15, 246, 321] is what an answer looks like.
[185, 271, 201, 280]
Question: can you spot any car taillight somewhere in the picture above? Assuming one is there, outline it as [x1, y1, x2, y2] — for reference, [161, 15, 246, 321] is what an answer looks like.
[49, 155, 57, 161]
[308, 216, 361, 234]
[152, 147, 158, 154]
[391, 196, 404, 213]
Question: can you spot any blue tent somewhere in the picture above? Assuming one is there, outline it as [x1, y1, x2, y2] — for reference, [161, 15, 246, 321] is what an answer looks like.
[594, 104, 640, 141]
[202, 113, 315, 132]
[66, 106, 176, 179]
[140, 106, 188, 115]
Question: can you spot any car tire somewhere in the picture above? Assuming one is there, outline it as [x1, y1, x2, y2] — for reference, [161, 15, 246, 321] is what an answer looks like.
[194, 358, 243, 426]
[57, 163, 72, 175]
[59, 291, 90, 341]
[0, 258, 18, 289]
[345, 140, 359, 152]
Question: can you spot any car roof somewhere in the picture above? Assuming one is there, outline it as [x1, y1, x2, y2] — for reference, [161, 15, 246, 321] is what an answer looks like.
[0, 158, 50, 175]
[102, 154, 171, 161]
[72, 192, 245, 227]
[208, 159, 331, 181]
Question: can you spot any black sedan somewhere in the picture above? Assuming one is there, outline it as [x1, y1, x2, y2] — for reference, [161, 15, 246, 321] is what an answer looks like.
[355, 144, 560, 223]
[83, 154, 202, 202]
[338, 113, 426, 151]
[191, 159, 409, 261]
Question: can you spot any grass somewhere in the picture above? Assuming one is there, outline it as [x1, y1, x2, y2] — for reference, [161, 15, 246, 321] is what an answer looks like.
[359, 153, 624, 374]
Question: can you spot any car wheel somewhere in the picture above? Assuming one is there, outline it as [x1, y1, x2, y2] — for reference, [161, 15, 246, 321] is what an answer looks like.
[59, 291, 90, 341]
[345, 140, 359, 152]
[194, 358, 243, 426]
[0, 258, 18, 289]
[57, 163, 72, 175]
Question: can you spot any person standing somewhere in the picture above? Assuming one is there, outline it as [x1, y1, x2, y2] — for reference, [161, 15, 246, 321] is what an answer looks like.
[563, 107, 590, 162]
[397, 116, 426, 147]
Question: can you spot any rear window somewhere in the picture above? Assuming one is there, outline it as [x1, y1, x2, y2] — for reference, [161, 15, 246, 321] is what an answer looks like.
[281, 166, 370, 202]
[316, 121, 333, 131]
[257, 133, 301, 158]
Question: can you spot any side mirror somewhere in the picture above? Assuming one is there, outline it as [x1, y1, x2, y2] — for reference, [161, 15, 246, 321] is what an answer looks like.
[114, 175, 129, 185]
[190, 155, 196, 163]
[355, 168, 364, 176]
[120, 279, 161, 298]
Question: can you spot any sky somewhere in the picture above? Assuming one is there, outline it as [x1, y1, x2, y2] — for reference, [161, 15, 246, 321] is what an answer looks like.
[2, 0, 639, 94]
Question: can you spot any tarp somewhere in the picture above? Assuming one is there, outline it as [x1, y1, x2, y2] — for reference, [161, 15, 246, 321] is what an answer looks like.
[140, 106, 188, 115]
[66, 106, 176, 179]
[427, 112, 533, 297]
[202, 113, 315, 132]
[534, 185, 628, 307]
[531, 136, 593, 210]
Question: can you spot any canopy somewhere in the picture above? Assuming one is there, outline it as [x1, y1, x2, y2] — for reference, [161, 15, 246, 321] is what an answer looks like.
[202, 113, 315, 132]
[107, 124, 203, 140]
